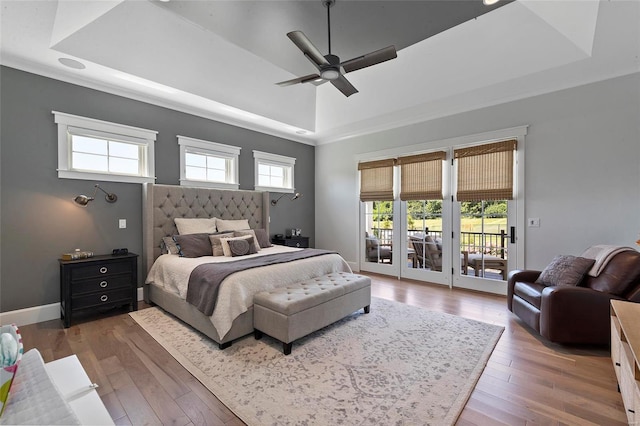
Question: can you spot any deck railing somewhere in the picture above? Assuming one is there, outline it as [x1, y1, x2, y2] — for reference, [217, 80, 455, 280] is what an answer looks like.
[372, 228, 508, 259]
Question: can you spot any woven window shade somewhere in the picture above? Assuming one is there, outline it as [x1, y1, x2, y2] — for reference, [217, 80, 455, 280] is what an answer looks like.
[398, 152, 446, 200]
[455, 140, 517, 201]
[358, 159, 396, 201]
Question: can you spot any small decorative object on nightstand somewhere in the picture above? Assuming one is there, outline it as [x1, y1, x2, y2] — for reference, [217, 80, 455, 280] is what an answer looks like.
[59, 252, 138, 328]
[272, 236, 310, 248]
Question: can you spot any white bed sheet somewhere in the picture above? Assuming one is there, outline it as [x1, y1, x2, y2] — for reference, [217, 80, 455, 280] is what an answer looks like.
[145, 246, 352, 338]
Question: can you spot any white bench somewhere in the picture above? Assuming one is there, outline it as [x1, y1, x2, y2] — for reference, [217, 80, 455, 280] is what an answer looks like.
[253, 272, 371, 355]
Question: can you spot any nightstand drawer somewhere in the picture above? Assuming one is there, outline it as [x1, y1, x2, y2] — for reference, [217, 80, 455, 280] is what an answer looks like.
[71, 259, 132, 280]
[72, 274, 131, 295]
[72, 288, 132, 310]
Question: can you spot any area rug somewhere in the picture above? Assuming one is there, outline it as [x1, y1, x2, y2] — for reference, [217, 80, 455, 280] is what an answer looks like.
[130, 298, 503, 425]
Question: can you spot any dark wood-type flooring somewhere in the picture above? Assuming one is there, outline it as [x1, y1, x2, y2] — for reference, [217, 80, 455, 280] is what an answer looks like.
[19, 273, 627, 425]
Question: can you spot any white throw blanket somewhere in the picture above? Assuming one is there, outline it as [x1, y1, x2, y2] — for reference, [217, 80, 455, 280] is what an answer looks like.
[581, 245, 636, 277]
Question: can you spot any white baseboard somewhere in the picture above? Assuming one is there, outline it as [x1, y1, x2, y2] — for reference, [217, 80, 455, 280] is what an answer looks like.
[0, 303, 60, 327]
[1, 289, 146, 327]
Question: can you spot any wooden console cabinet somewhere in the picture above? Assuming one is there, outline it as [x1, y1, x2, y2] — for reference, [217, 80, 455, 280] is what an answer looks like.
[610, 300, 640, 424]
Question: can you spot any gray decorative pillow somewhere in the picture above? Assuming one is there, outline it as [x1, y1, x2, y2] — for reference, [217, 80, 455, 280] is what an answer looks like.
[220, 235, 257, 257]
[208, 232, 235, 256]
[161, 236, 180, 255]
[253, 228, 272, 248]
[216, 219, 250, 232]
[535, 255, 595, 287]
[234, 230, 262, 252]
[173, 233, 213, 258]
[230, 237, 258, 257]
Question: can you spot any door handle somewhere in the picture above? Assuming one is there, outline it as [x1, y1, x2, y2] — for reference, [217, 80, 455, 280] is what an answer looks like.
[510, 226, 516, 244]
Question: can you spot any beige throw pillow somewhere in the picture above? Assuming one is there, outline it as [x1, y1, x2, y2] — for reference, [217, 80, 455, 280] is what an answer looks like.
[216, 219, 250, 232]
[209, 232, 235, 256]
[174, 217, 217, 235]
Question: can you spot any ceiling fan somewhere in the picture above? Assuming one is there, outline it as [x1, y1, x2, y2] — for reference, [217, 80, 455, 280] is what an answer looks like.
[276, 0, 397, 97]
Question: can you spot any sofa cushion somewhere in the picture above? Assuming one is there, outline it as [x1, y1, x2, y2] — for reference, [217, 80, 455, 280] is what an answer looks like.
[513, 281, 546, 309]
[535, 255, 595, 287]
[583, 250, 640, 296]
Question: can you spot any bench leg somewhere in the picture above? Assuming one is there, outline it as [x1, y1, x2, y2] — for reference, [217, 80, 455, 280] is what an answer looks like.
[218, 341, 232, 350]
[364, 305, 370, 314]
[254, 329, 263, 340]
[283, 342, 292, 355]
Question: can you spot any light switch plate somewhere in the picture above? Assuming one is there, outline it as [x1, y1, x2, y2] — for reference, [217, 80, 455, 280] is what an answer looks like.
[528, 218, 540, 227]
[119, 219, 126, 229]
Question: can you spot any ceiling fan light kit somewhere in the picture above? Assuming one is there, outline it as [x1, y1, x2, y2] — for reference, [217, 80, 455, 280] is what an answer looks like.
[276, 0, 397, 97]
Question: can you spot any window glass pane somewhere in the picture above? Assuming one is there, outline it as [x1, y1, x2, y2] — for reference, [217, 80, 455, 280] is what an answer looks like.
[72, 152, 108, 172]
[207, 169, 226, 182]
[258, 164, 270, 175]
[207, 156, 225, 170]
[72, 136, 107, 155]
[109, 157, 139, 175]
[186, 166, 206, 180]
[186, 152, 206, 167]
[109, 141, 138, 159]
[270, 166, 284, 178]
[271, 176, 284, 188]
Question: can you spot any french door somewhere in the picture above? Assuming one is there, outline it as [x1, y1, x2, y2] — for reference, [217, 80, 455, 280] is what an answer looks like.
[359, 128, 526, 295]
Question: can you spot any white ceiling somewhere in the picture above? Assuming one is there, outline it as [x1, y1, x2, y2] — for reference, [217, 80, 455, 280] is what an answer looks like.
[1, 0, 639, 145]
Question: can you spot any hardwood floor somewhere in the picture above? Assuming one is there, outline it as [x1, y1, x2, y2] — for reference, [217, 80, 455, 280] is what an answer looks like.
[19, 273, 626, 425]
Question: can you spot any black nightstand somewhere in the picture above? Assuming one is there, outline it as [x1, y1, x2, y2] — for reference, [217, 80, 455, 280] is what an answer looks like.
[272, 236, 310, 248]
[59, 253, 138, 328]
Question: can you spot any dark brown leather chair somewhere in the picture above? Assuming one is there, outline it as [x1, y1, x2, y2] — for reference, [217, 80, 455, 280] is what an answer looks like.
[507, 250, 640, 345]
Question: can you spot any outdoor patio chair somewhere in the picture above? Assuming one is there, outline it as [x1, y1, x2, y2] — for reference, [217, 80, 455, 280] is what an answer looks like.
[409, 235, 442, 271]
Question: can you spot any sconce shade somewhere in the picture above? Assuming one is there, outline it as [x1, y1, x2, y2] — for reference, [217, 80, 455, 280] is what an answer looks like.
[74, 184, 117, 206]
[271, 192, 303, 206]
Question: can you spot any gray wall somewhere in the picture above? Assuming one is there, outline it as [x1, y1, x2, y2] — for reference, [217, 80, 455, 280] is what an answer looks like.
[315, 72, 640, 271]
[0, 66, 314, 312]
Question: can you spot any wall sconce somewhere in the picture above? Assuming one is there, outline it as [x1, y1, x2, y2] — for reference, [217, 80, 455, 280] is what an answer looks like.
[271, 192, 302, 206]
[74, 184, 118, 206]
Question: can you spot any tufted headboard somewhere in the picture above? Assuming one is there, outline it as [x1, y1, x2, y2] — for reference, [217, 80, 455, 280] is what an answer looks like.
[142, 183, 270, 273]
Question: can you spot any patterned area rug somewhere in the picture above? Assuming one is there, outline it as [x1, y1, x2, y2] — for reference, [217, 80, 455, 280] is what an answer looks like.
[130, 298, 503, 425]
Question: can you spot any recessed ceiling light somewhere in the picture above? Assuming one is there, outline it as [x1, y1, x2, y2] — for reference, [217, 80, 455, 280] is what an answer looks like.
[483, 0, 500, 5]
[58, 58, 86, 70]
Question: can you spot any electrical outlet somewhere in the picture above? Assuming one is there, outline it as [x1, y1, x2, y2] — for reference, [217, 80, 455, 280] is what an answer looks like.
[528, 218, 540, 227]
[119, 219, 127, 229]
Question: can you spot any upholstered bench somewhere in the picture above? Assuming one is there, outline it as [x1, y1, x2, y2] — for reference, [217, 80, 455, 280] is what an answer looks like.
[253, 272, 371, 355]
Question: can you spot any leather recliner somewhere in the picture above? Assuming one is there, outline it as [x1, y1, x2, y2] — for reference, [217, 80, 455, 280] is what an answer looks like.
[507, 250, 640, 345]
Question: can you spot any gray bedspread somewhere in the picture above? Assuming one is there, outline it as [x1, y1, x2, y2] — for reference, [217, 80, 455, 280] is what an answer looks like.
[186, 249, 336, 315]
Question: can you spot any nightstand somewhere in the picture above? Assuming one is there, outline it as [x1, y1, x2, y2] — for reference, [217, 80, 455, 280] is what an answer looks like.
[59, 253, 138, 328]
[272, 236, 310, 248]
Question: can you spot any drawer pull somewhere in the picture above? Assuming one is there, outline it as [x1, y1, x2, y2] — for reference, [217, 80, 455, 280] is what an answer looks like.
[99, 267, 108, 274]
[295, 242, 301, 247]
[615, 362, 621, 366]
[100, 281, 108, 288]
[630, 409, 635, 414]
[100, 295, 108, 302]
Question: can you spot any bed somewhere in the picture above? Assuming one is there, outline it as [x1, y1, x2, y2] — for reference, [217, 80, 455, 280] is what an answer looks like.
[142, 183, 351, 348]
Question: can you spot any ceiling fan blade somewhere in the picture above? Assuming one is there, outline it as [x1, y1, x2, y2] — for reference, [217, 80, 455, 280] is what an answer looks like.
[276, 73, 322, 87]
[287, 31, 329, 68]
[331, 75, 358, 97]
[341, 46, 397, 74]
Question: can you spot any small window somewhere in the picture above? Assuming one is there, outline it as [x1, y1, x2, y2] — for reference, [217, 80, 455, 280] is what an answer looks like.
[178, 136, 240, 189]
[253, 151, 296, 192]
[54, 111, 156, 184]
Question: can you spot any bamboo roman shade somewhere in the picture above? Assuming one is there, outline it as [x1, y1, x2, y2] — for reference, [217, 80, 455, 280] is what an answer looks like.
[454, 139, 517, 201]
[358, 159, 396, 201]
[398, 152, 446, 200]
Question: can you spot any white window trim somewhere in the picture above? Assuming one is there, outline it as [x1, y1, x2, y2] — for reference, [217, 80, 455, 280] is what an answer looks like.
[53, 111, 157, 184]
[178, 135, 241, 189]
[253, 150, 296, 192]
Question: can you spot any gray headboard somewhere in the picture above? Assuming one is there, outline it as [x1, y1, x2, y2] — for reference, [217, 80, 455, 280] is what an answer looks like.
[143, 183, 270, 273]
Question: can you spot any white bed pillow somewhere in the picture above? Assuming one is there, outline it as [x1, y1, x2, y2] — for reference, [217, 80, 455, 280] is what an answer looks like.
[220, 235, 257, 257]
[174, 217, 217, 235]
[216, 218, 250, 232]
